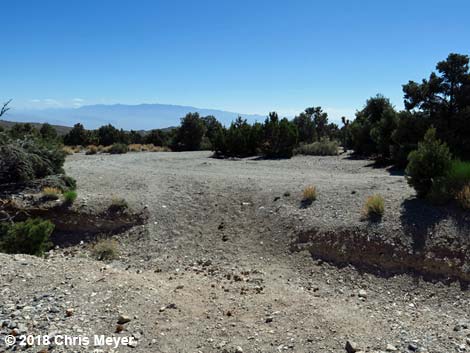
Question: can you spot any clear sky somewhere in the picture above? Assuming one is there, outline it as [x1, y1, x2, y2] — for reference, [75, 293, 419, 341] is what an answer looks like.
[2, 0, 469, 121]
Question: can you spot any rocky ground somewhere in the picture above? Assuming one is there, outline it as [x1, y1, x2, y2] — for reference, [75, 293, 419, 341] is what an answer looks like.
[1, 151, 469, 353]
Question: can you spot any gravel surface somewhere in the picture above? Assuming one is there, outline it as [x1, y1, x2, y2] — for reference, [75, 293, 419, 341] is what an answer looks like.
[1, 151, 469, 353]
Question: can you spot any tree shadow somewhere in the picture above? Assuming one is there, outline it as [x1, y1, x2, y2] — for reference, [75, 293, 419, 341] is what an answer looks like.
[299, 199, 313, 209]
[363, 160, 405, 176]
[400, 197, 470, 253]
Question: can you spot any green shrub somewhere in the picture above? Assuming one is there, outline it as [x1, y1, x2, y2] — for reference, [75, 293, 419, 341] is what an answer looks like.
[92, 238, 119, 261]
[405, 128, 452, 198]
[262, 113, 298, 158]
[0, 218, 54, 256]
[0, 136, 65, 184]
[172, 113, 206, 151]
[446, 160, 470, 192]
[63, 190, 78, 204]
[108, 143, 128, 154]
[295, 139, 339, 156]
[63, 175, 77, 190]
[363, 194, 385, 219]
[213, 118, 263, 157]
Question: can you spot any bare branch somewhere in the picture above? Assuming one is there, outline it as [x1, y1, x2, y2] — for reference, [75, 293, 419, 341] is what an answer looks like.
[0, 99, 12, 118]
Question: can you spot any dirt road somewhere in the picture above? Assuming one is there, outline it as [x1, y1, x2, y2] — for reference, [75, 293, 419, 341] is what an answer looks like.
[1, 152, 469, 353]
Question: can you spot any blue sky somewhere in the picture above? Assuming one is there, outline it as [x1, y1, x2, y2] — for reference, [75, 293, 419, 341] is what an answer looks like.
[2, 0, 469, 122]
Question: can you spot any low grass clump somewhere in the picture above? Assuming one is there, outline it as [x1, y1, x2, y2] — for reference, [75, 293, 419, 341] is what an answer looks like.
[108, 143, 128, 154]
[62, 146, 75, 155]
[42, 186, 62, 200]
[140, 144, 171, 152]
[0, 218, 54, 256]
[148, 144, 171, 152]
[85, 145, 98, 155]
[63, 146, 82, 154]
[108, 197, 128, 213]
[63, 190, 77, 205]
[92, 238, 119, 261]
[294, 139, 339, 156]
[363, 194, 385, 220]
[128, 144, 142, 152]
[302, 185, 317, 202]
[456, 184, 470, 210]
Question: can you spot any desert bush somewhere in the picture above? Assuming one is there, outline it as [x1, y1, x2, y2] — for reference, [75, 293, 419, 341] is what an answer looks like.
[303, 185, 317, 202]
[62, 146, 75, 155]
[42, 187, 61, 200]
[144, 129, 171, 147]
[97, 124, 129, 146]
[406, 128, 452, 198]
[64, 123, 90, 146]
[295, 138, 339, 156]
[363, 194, 385, 219]
[108, 143, 128, 154]
[0, 218, 54, 256]
[349, 95, 397, 158]
[39, 123, 58, 141]
[145, 144, 171, 152]
[63, 146, 81, 154]
[456, 184, 470, 210]
[403, 53, 470, 160]
[128, 144, 142, 152]
[172, 113, 206, 151]
[0, 137, 65, 185]
[85, 145, 98, 155]
[92, 238, 119, 261]
[63, 175, 77, 190]
[390, 111, 429, 167]
[108, 197, 128, 213]
[63, 190, 78, 204]
[262, 113, 298, 158]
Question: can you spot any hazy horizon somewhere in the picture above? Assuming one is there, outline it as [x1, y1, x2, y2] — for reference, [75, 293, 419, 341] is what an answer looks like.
[3, 0, 469, 127]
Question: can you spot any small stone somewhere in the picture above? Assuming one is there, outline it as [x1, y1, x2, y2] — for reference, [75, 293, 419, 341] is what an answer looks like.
[16, 323, 27, 334]
[386, 344, 397, 351]
[454, 321, 469, 331]
[408, 343, 419, 351]
[358, 290, 367, 298]
[49, 307, 60, 314]
[265, 316, 273, 323]
[117, 315, 131, 324]
[65, 308, 74, 317]
[235, 346, 243, 353]
[345, 340, 360, 353]
[115, 324, 125, 333]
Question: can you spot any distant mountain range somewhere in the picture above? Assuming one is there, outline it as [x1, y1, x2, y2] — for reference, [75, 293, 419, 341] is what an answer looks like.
[0, 119, 72, 135]
[7, 103, 267, 130]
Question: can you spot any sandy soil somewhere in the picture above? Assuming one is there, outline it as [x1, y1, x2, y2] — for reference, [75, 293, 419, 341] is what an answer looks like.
[1, 151, 469, 353]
